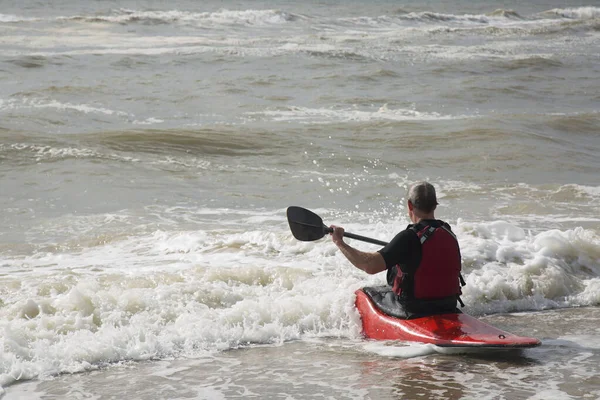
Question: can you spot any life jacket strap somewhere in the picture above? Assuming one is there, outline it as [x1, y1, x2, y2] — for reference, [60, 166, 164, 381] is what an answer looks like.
[413, 224, 437, 244]
[440, 224, 458, 240]
[419, 226, 436, 244]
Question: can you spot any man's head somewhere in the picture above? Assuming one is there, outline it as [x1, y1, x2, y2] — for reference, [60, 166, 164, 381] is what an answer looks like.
[407, 181, 438, 219]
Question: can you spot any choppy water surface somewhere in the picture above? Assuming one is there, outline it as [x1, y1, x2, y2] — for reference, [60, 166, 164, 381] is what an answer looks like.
[1, 0, 599, 398]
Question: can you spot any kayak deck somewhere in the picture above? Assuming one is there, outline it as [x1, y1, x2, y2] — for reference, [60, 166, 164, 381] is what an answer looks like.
[355, 288, 541, 348]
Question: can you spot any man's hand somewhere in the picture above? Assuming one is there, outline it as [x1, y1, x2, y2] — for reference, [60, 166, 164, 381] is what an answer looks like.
[330, 225, 345, 247]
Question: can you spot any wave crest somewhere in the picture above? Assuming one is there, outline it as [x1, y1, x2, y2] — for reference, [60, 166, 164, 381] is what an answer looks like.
[0, 13, 38, 22]
[487, 9, 523, 19]
[541, 6, 600, 20]
[63, 8, 298, 27]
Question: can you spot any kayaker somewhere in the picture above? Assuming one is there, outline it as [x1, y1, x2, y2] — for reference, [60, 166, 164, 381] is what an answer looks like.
[330, 181, 464, 318]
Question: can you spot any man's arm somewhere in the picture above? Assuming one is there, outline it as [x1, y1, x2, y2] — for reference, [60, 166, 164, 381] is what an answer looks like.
[330, 226, 387, 275]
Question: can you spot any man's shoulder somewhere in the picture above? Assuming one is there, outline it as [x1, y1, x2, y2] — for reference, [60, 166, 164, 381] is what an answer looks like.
[412, 219, 451, 229]
[395, 226, 421, 242]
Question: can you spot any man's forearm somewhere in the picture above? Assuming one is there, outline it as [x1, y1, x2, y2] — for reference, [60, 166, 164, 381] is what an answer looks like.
[336, 241, 386, 275]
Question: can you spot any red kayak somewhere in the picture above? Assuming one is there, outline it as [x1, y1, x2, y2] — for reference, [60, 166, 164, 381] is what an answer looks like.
[355, 288, 541, 349]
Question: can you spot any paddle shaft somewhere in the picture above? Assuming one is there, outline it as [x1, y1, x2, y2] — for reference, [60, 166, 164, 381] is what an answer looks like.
[325, 226, 388, 246]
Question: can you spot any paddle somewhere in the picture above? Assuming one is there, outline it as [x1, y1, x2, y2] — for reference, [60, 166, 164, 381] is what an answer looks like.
[286, 206, 388, 246]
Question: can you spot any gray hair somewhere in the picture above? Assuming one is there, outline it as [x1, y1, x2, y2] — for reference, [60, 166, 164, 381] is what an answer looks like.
[407, 181, 438, 213]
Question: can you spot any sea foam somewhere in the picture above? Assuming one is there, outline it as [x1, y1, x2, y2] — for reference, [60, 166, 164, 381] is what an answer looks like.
[1, 206, 599, 391]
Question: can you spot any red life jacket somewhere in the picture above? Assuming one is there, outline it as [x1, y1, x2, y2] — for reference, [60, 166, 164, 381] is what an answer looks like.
[391, 222, 463, 302]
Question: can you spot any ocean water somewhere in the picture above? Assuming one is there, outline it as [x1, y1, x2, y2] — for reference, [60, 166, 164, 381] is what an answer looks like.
[1, 0, 600, 398]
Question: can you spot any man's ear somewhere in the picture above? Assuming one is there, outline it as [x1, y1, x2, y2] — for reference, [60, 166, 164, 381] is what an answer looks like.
[407, 200, 414, 211]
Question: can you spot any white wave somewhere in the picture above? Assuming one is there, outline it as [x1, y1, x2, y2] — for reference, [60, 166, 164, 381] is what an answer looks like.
[437, 180, 484, 196]
[347, 8, 597, 27]
[403, 11, 492, 24]
[513, 215, 600, 225]
[2, 143, 140, 163]
[336, 9, 525, 29]
[457, 222, 600, 313]
[0, 13, 39, 23]
[1, 39, 259, 58]
[0, 233, 366, 390]
[30, 99, 128, 116]
[1, 205, 599, 391]
[567, 184, 600, 198]
[3, 17, 594, 62]
[10, 143, 97, 160]
[0, 97, 129, 117]
[543, 7, 600, 20]
[62, 8, 295, 27]
[133, 117, 165, 125]
[246, 104, 467, 124]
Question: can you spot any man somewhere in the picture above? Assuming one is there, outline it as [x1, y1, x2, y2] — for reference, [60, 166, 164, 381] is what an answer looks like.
[330, 181, 464, 318]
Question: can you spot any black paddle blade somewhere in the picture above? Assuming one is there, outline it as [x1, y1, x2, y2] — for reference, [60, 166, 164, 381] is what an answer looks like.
[287, 206, 331, 242]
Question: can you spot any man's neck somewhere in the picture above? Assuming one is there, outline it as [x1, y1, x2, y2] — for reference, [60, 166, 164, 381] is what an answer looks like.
[413, 214, 435, 224]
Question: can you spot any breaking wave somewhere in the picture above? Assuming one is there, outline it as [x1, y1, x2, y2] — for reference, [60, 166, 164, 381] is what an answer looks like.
[245, 105, 468, 124]
[62, 8, 298, 27]
[540, 7, 600, 20]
